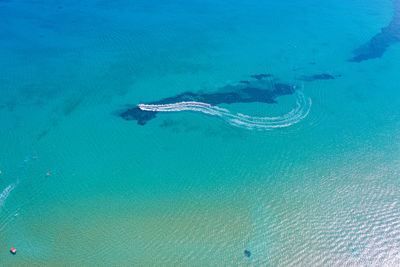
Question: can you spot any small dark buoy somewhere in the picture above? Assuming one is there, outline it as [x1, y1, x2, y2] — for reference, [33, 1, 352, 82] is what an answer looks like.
[244, 249, 251, 258]
[10, 248, 17, 255]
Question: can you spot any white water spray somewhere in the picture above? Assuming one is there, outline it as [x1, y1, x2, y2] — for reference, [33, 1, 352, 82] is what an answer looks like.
[139, 91, 311, 130]
[0, 183, 16, 208]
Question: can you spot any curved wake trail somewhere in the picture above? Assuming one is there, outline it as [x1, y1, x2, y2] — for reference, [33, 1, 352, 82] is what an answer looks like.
[138, 91, 312, 130]
[0, 182, 18, 231]
[0, 183, 16, 208]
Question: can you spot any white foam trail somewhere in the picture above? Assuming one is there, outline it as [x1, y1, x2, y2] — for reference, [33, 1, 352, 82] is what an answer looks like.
[0, 183, 16, 208]
[139, 91, 312, 130]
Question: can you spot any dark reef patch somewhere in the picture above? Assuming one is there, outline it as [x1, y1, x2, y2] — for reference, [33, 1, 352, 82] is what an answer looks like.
[299, 73, 336, 81]
[239, 80, 250, 84]
[349, 0, 400, 62]
[119, 77, 296, 125]
[120, 107, 157, 125]
[250, 74, 272, 80]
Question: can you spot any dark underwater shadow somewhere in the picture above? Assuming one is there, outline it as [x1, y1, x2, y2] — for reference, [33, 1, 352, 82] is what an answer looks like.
[349, 0, 400, 62]
[118, 74, 299, 125]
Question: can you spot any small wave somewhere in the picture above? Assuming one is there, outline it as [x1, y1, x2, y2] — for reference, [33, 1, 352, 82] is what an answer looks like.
[138, 91, 312, 130]
[0, 183, 16, 208]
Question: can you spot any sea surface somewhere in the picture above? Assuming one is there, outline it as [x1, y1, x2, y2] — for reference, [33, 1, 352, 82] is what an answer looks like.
[1, 0, 400, 265]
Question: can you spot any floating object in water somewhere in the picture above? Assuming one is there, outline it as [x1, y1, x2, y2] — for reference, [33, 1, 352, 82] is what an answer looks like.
[244, 249, 251, 258]
[10, 248, 17, 255]
[46, 172, 50, 176]
[0, 170, 2, 175]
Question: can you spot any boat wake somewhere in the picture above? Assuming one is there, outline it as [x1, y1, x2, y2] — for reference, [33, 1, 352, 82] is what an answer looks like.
[0, 183, 16, 209]
[138, 91, 312, 130]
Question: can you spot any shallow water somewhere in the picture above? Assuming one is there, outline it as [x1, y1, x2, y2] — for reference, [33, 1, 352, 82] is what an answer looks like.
[1, 0, 400, 265]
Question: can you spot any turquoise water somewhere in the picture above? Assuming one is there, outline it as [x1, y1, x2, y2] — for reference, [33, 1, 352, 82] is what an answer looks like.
[1, 0, 400, 265]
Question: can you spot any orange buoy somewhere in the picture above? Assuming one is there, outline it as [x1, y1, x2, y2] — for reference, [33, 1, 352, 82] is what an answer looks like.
[10, 248, 17, 254]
